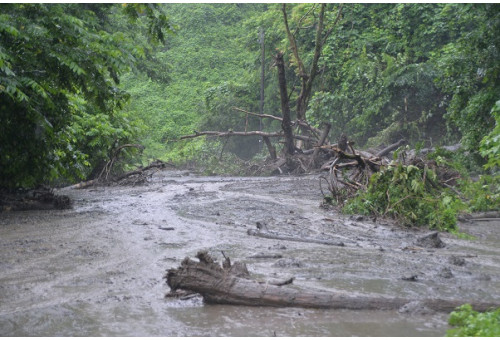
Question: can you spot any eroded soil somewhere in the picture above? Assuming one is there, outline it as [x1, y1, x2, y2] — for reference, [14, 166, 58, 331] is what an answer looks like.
[0, 170, 499, 336]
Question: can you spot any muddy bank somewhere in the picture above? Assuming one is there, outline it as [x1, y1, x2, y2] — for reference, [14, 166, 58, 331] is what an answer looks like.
[0, 170, 499, 336]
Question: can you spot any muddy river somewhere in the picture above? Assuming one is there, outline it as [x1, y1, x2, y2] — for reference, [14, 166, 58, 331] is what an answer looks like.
[1, 170, 499, 336]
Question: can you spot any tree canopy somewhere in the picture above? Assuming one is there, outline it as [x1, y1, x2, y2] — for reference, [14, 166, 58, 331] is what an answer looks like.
[1, 3, 498, 189]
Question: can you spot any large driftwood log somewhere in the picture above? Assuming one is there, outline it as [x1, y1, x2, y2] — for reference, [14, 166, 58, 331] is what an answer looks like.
[166, 251, 499, 312]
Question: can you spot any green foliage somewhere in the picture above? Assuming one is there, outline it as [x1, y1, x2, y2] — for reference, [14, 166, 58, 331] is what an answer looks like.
[120, 4, 266, 164]
[447, 304, 500, 337]
[195, 141, 249, 176]
[425, 147, 499, 212]
[343, 164, 462, 232]
[308, 4, 450, 146]
[432, 4, 500, 155]
[480, 100, 500, 170]
[2, 3, 498, 187]
[0, 4, 171, 188]
[459, 175, 500, 212]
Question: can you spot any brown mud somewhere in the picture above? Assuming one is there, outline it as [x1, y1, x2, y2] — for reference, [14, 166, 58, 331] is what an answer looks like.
[0, 170, 499, 336]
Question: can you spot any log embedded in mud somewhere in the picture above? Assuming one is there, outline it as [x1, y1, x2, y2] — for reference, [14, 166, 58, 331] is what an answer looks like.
[166, 252, 499, 312]
[247, 228, 346, 247]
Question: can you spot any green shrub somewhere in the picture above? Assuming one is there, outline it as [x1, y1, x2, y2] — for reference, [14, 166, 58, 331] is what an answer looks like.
[447, 304, 500, 337]
[459, 175, 500, 212]
[343, 164, 463, 232]
[480, 100, 500, 170]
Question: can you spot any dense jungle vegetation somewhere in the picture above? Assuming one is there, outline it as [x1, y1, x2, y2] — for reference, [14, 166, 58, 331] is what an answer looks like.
[1, 3, 499, 189]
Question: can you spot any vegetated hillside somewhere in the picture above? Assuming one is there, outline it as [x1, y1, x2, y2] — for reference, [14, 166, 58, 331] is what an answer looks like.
[120, 4, 269, 162]
[120, 3, 499, 170]
[1, 3, 498, 188]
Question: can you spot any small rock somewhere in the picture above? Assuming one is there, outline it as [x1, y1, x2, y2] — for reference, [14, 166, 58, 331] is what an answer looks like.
[476, 273, 491, 281]
[269, 244, 287, 250]
[399, 301, 433, 315]
[449, 255, 466, 266]
[439, 267, 454, 279]
[256, 221, 267, 230]
[415, 232, 445, 249]
[273, 258, 303, 268]
[350, 215, 365, 221]
[401, 274, 418, 281]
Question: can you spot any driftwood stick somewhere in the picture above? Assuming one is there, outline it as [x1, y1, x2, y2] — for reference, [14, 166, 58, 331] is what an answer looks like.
[247, 229, 346, 247]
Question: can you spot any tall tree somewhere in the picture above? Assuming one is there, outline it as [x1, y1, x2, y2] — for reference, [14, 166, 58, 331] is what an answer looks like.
[281, 3, 342, 142]
[0, 4, 172, 188]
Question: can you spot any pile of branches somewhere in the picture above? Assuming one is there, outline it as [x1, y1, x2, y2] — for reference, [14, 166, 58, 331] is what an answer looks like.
[318, 138, 408, 205]
[68, 158, 173, 189]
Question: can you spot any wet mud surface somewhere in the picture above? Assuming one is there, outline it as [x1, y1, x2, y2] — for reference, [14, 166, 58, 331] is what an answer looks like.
[1, 170, 499, 336]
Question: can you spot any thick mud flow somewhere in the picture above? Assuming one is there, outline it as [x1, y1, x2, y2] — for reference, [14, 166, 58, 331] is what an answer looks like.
[1, 170, 499, 336]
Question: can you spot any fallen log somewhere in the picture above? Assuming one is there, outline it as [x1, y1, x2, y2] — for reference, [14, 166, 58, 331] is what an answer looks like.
[376, 139, 407, 158]
[63, 179, 99, 190]
[179, 130, 316, 143]
[166, 251, 499, 312]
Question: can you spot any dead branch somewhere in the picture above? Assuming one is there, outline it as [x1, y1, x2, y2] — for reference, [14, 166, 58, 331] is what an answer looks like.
[99, 144, 145, 181]
[114, 160, 173, 182]
[179, 130, 316, 143]
[231, 107, 322, 136]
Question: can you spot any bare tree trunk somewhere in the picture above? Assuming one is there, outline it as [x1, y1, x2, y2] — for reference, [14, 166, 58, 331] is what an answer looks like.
[282, 4, 343, 148]
[263, 136, 277, 160]
[310, 122, 331, 168]
[275, 52, 295, 156]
